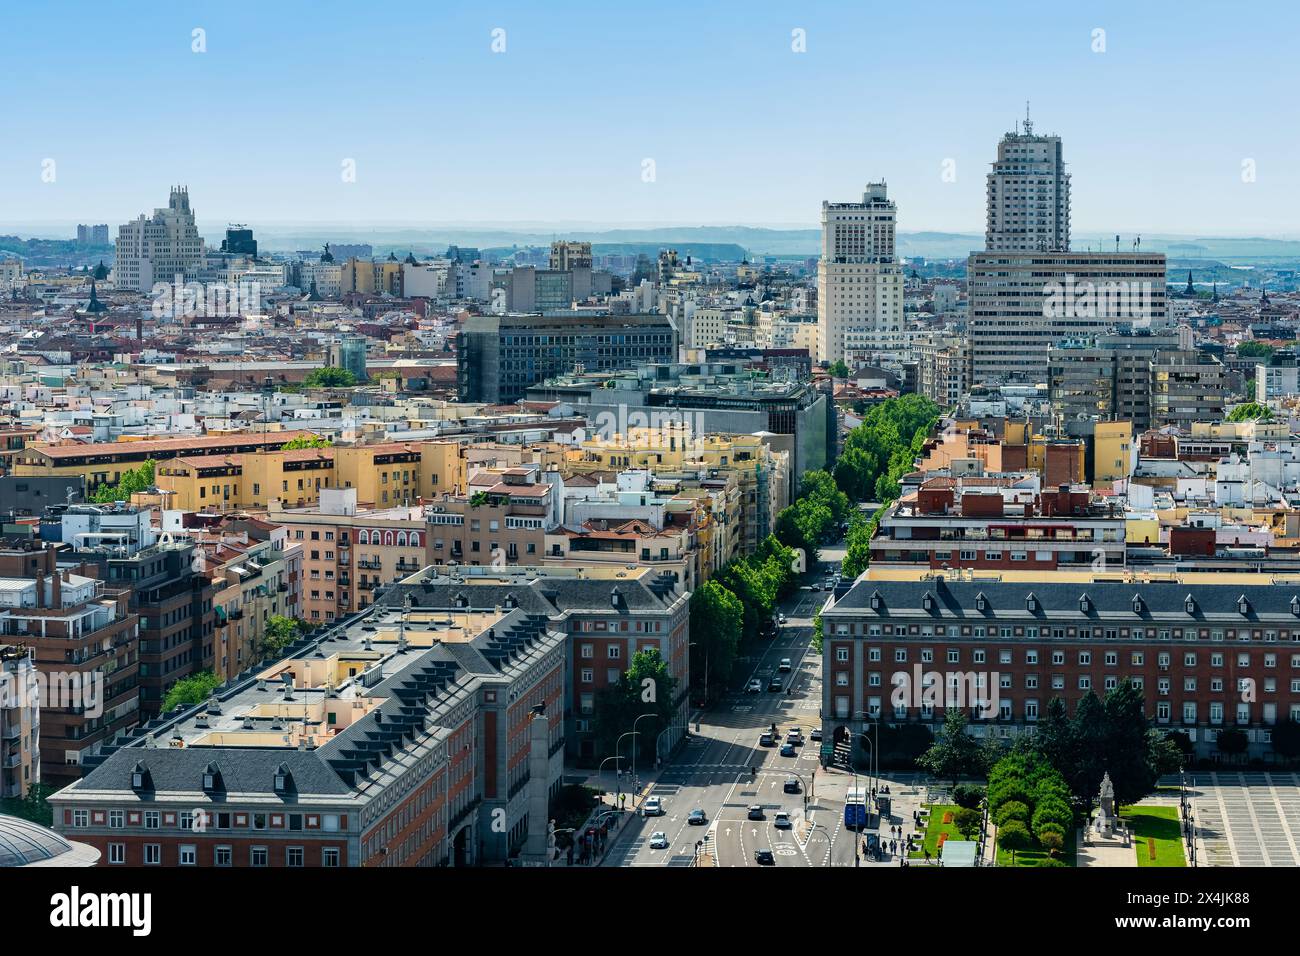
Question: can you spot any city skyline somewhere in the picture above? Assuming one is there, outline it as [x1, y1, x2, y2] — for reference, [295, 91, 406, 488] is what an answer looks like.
[3, 0, 1299, 235]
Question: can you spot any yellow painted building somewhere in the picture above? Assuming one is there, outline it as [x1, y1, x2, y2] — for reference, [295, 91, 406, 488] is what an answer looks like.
[1093, 420, 1134, 485]
[153, 440, 466, 510]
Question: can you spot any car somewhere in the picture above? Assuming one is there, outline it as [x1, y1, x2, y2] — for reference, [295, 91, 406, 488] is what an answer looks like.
[687, 809, 707, 825]
[809, 728, 822, 742]
[642, 797, 664, 817]
[780, 743, 797, 757]
[786, 731, 803, 746]
[754, 848, 775, 865]
[767, 676, 784, 692]
[745, 678, 762, 694]
[774, 811, 792, 829]
[783, 777, 801, 794]
[777, 613, 787, 625]
[759, 731, 775, 747]
[649, 831, 669, 849]
[778, 658, 792, 672]
[747, 805, 765, 820]
[800, 584, 817, 592]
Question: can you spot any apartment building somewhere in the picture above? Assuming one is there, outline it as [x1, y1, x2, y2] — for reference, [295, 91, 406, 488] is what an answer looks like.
[822, 568, 1300, 761]
[51, 602, 566, 866]
[197, 533, 300, 683]
[386, 564, 689, 762]
[58, 506, 215, 717]
[0, 539, 139, 782]
[13, 429, 318, 491]
[870, 477, 1126, 571]
[425, 467, 550, 567]
[266, 489, 425, 625]
[0, 645, 40, 798]
[915, 332, 970, 408]
[154, 440, 464, 512]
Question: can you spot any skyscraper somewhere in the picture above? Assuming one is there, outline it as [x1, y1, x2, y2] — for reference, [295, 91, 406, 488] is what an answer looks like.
[816, 181, 905, 365]
[113, 187, 204, 293]
[985, 111, 1070, 253]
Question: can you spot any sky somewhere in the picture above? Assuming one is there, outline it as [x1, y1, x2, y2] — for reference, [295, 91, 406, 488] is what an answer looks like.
[2, 0, 1298, 237]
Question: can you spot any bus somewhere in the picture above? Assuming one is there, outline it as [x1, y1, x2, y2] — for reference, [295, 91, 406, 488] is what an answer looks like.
[844, 788, 868, 830]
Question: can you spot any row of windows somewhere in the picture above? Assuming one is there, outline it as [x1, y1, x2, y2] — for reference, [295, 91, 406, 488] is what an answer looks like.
[106, 843, 339, 867]
[834, 645, 1300, 669]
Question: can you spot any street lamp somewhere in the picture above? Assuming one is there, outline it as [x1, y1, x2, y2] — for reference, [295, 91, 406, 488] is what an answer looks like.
[631, 712, 658, 805]
[615, 733, 639, 808]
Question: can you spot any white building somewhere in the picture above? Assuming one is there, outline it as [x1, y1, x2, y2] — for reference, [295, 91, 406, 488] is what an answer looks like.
[816, 181, 905, 365]
[113, 187, 205, 293]
[985, 116, 1071, 253]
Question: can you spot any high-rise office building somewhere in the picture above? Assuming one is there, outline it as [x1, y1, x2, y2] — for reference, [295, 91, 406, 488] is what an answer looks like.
[549, 240, 593, 271]
[968, 251, 1167, 384]
[76, 224, 109, 246]
[220, 224, 257, 257]
[985, 113, 1071, 253]
[816, 182, 905, 365]
[113, 187, 204, 293]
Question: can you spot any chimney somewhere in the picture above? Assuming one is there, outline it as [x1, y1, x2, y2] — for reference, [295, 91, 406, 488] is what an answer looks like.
[33, 570, 45, 609]
[51, 571, 62, 608]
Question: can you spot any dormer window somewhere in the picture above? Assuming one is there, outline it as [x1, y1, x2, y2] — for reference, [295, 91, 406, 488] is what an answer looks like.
[975, 593, 987, 612]
[273, 763, 294, 795]
[1132, 595, 1144, 614]
[870, 591, 883, 611]
[922, 593, 935, 612]
[1238, 596, 1250, 615]
[1026, 593, 1038, 613]
[1185, 595, 1196, 614]
[1079, 594, 1091, 613]
[130, 761, 152, 793]
[202, 762, 224, 794]
[1291, 595, 1300, 616]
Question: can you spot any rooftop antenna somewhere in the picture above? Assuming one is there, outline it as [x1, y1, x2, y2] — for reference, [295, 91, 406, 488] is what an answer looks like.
[1023, 101, 1032, 136]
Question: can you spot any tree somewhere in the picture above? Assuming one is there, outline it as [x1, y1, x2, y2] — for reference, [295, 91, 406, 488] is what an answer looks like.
[953, 807, 982, 840]
[1100, 680, 1163, 806]
[993, 800, 1029, 827]
[281, 434, 332, 450]
[90, 459, 156, 502]
[262, 615, 308, 660]
[162, 670, 220, 712]
[998, 820, 1032, 863]
[1038, 829, 1065, 856]
[689, 581, 742, 696]
[591, 648, 676, 766]
[917, 709, 984, 784]
[1236, 341, 1275, 358]
[1226, 401, 1272, 422]
[302, 366, 357, 389]
[827, 359, 850, 380]
[952, 783, 985, 811]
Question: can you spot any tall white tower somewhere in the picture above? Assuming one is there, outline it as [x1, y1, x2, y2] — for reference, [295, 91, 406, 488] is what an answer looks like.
[816, 181, 905, 365]
[985, 108, 1070, 253]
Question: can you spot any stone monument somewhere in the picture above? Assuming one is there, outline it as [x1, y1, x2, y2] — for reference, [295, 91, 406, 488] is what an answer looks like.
[1092, 772, 1116, 839]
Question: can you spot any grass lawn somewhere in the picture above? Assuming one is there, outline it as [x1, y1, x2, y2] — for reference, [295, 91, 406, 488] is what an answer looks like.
[995, 832, 1077, 867]
[1121, 804, 1186, 867]
[909, 804, 965, 860]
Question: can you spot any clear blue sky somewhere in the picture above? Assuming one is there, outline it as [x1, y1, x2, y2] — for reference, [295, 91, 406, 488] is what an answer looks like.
[2, 0, 1297, 235]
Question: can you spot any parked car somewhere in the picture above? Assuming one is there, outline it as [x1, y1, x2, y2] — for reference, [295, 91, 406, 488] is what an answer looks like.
[774, 811, 792, 829]
[747, 805, 765, 821]
[783, 777, 801, 794]
[778, 658, 792, 672]
[745, 678, 762, 694]
[777, 612, 787, 625]
[780, 743, 797, 757]
[687, 809, 707, 825]
[754, 848, 775, 865]
[642, 797, 664, 817]
[809, 728, 823, 742]
[649, 831, 669, 849]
